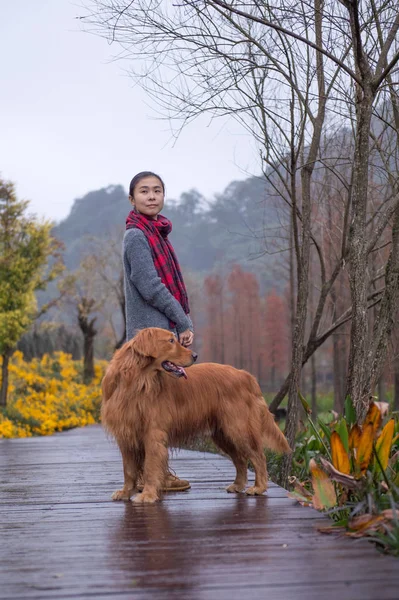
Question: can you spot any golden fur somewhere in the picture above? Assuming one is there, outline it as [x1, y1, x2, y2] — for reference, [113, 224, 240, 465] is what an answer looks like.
[101, 327, 291, 504]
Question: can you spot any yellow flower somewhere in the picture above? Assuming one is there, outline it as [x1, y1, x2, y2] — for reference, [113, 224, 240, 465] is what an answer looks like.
[0, 352, 107, 439]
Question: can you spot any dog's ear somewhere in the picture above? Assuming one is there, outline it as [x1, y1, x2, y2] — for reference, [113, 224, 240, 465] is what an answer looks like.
[131, 329, 158, 358]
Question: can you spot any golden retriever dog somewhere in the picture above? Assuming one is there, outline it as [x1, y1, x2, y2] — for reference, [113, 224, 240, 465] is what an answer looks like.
[101, 327, 291, 504]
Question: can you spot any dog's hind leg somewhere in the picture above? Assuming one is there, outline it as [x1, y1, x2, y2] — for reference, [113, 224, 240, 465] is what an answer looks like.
[245, 447, 268, 496]
[112, 444, 140, 501]
[132, 428, 168, 504]
[212, 432, 248, 493]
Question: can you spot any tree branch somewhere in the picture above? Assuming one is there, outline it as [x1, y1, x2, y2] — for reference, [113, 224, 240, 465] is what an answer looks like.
[205, 0, 362, 85]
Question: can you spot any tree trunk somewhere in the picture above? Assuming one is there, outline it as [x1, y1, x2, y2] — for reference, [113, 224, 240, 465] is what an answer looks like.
[281, 269, 310, 486]
[0, 348, 12, 407]
[115, 292, 126, 349]
[289, 215, 296, 344]
[345, 93, 374, 421]
[83, 333, 96, 384]
[77, 297, 98, 385]
[279, 0, 326, 487]
[301, 367, 307, 398]
[340, 336, 348, 408]
[309, 263, 317, 416]
[281, 120, 313, 487]
[362, 202, 399, 403]
[311, 351, 317, 418]
[332, 332, 342, 412]
[330, 279, 344, 412]
[394, 351, 399, 412]
[377, 376, 386, 403]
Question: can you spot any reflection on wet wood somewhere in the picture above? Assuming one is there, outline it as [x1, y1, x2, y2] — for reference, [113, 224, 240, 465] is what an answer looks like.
[0, 425, 397, 599]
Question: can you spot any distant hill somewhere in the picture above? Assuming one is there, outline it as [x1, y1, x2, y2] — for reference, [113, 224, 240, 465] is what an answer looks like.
[52, 176, 284, 284]
[52, 185, 127, 270]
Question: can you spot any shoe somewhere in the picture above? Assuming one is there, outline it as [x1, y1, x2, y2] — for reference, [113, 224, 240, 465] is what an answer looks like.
[137, 470, 191, 492]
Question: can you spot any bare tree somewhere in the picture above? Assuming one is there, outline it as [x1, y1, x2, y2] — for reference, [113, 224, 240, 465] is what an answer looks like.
[63, 257, 106, 383]
[78, 296, 98, 383]
[86, 234, 126, 349]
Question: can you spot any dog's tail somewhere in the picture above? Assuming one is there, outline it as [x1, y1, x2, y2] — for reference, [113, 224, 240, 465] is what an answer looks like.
[245, 374, 291, 454]
[260, 401, 291, 454]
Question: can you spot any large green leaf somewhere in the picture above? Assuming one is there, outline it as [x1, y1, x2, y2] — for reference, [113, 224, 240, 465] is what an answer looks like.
[344, 396, 356, 427]
[318, 418, 332, 442]
[335, 418, 349, 454]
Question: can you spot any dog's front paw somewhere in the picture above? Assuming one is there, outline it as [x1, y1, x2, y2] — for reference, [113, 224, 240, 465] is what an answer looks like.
[132, 491, 159, 504]
[226, 483, 245, 493]
[245, 486, 267, 496]
[112, 489, 132, 501]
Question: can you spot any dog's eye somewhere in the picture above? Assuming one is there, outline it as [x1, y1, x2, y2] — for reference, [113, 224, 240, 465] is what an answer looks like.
[169, 338, 175, 343]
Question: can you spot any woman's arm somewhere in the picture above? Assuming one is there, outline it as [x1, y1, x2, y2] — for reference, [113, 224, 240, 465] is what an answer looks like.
[124, 229, 191, 334]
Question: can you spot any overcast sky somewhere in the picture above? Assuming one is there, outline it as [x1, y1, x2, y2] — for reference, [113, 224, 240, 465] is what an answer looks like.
[0, 1, 259, 223]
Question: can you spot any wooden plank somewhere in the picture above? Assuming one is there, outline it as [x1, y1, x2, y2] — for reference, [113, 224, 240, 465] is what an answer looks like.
[0, 425, 397, 600]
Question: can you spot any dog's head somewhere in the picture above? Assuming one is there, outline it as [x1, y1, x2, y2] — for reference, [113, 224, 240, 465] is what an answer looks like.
[130, 327, 197, 379]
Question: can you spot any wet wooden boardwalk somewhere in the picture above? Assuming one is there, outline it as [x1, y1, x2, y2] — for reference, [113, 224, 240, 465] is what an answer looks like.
[0, 425, 397, 600]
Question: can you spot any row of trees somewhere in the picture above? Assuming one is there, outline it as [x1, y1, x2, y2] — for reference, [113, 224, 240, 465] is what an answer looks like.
[201, 266, 290, 389]
[199, 263, 399, 413]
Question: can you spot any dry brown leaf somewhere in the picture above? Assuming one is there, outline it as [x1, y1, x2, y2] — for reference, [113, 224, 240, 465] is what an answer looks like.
[319, 456, 363, 490]
[349, 424, 362, 451]
[355, 423, 374, 474]
[331, 431, 351, 474]
[375, 419, 395, 472]
[348, 513, 384, 531]
[364, 402, 382, 435]
[309, 458, 337, 510]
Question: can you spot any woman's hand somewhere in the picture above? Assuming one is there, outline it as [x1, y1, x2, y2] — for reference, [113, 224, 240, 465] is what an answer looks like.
[179, 329, 194, 347]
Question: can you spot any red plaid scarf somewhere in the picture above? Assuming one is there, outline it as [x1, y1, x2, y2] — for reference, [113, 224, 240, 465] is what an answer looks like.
[126, 209, 190, 325]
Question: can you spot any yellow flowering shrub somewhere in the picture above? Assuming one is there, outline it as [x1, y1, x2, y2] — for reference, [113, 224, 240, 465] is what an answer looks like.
[0, 351, 107, 438]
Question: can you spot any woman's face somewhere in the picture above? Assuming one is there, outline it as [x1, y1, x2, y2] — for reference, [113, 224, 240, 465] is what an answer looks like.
[129, 176, 165, 220]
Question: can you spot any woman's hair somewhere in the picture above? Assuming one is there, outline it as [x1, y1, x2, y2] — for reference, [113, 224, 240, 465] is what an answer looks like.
[129, 171, 165, 197]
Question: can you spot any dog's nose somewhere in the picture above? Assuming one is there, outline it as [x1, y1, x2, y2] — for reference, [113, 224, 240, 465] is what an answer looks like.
[192, 352, 198, 362]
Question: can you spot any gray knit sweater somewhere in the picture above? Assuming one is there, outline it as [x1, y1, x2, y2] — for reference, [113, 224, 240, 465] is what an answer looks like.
[123, 228, 192, 341]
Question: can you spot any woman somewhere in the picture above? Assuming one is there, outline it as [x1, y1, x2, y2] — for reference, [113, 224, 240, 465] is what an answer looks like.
[123, 171, 194, 491]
